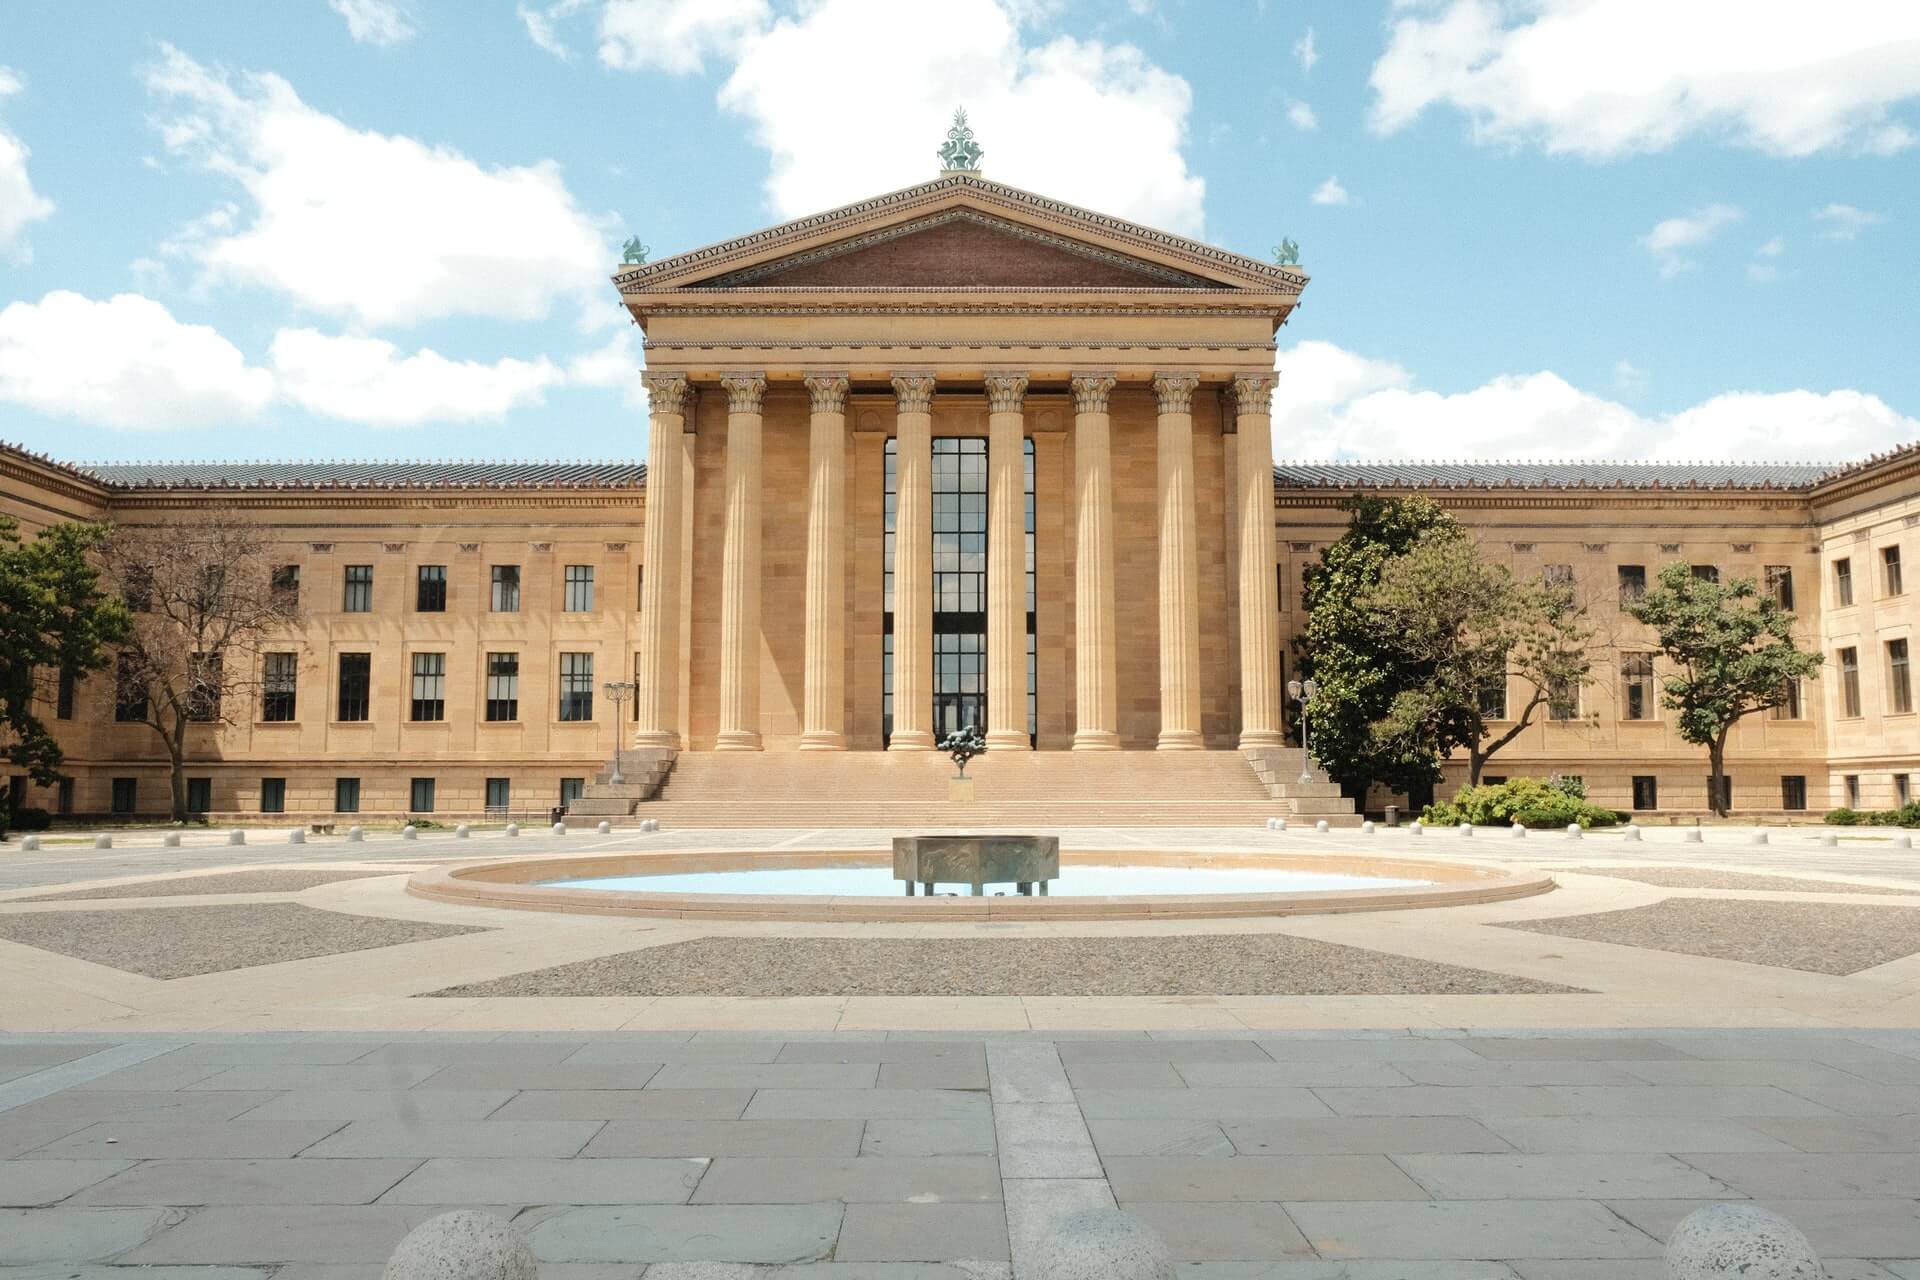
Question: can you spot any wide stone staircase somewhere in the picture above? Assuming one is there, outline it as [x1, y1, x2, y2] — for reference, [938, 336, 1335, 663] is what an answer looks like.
[582, 747, 1358, 828]
[560, 748, 678, 819]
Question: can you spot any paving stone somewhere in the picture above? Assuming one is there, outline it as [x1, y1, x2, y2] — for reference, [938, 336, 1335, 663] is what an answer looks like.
[306, 1120, 604, 1158]
[1123, 1202, 1314, 1261]
[1174, 1062, 1415, 1089]
[585, 1119, 865, 1158]
[648, 1064, 880, 1090]
[0, 1045, 103, 1071]
[1253, 1038, 1484, 1064]
[1223, 1117, 1510, 1156]
[644, 1266, 1004, 1280]
[76, 1158, 418, 1206]
[1056, 1042, 1272, 1065]
[380, 1157, 707, 1205]
[778, 1041, 986, 1065]
[1309, 1087, 1566, 1117]
[1617, 1060, 1880, 1088]
[1654, 1036, 1919, 1065]
[1390, 1061, 1648, 1087]
[993, 1104, 1099, 1179]
[690, 1157, 1000, 1204]
[492, 1090, 754, 1121]
[1062, 1063, 1185, 1090]
[123, 1205, 475, 1264]
[1771, 1083, 1920, 1116]
[876, 1059, 989, 1091]
[409, 1062, 663, 1091]
[0, 1118, 100, 1159]
[5, 1091, 277, 1127]
[30, 1121, 345, 1160]
[1462, 1039, 1692, 1062]
[1506, 1264, 1659, 1279]
[1002, 1179, 1116, 1279]
[1545, 1085, 1842, 1116]
[356, 1041, 584, 1065]
[238, 1089, 517, 1124]
[1392, 1153, 1732, 1199]
[1085, 1118, 1234, 1158]
[66, 1061, 232, 1091]
[861, 1117, 998, 1157]
[0, 1159, 131, 1205]
[1282, 1200, 1662, 1259]
[1075, 1089, 1332, 1120]
[1743, 1115, 1920, 1152]
[521, 1204, 843, 1264]
[0, 1206, 178, 1263]
[1606, 1199, 1920, 1261]
[835, 1204, 1009, 1263]
[983, 1044, 1073, 1105]
[565, 1042, 782, 1065]
[1479, 1116, 1796, 1154]
[1679, 1152, 1920, 1198]
[743, 1090, 990, 1120]
[0, 1266, 271, 1280]
[158, 1043, 385, 1066]
[185, 1064, 444, 1091]
[1104, 1156, 1427, 1203]
[1182, 1264, 1519, 1280]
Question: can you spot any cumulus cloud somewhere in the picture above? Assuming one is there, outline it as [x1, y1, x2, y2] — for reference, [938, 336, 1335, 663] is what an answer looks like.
[0, 69, 53, 259]
[1310, 176, 1351, 206]
[1286, 100, 1317, 131]
[1273, 339, 1919, 464]
[327, 0, 416, 46]
[1748, 235, 1785, 282]
[1294, 27, 1318, 74]
[1641, 204, 1742, 279]
[1369, 0, 1920, 158]
[0, 292, 273, 429]
[144, 44, 610, 328]
[598, 0, 769, 72]
[566, 329, 649, 409]
[269, 329, 563, 425]
[1813, 203, 1885, 239]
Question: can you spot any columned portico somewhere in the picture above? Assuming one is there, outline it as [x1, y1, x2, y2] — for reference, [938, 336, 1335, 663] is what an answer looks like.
[1071, 374, 1119, 749]
[634, 372, 689, 748]
[1233, 374, 1284, 747]
[1153, 373, 1204, 750]
[800, 373, 850, 750]
[984, 373, 1031, 751]
[888, 375, 936, 751]
[715, 374, 767, 750]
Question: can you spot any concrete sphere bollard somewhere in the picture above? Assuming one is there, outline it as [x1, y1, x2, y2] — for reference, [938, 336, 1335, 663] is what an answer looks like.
[1511, 824, 1528, 838]
[1029, 1209, 1173, 1280]
[1750, 827, 1769, 845]
[1271, 817, 1288, 832]
[1897, 833, 1914, 849]
[552, 822, 567, 836]
[643, 818, 660, 833]
[288, 828, 305, 845]
[93, 834, 111, 849]
[1664, 1202, 1822, 1280]
[401, 825, 417, 840]
[1566, 823, 1583, 839]
[1361, 820, 1375, 834]
[1819, 831, 1838, 847]
[20, 834, 39, 852]
[1683, 828, 1703, 843]
[346, 826, 363, 842]
[1457, 822, 1473, 837]
[161, 832, 181, 848]
[504, 824, 519, 838]
[597, 820, 612, 834]
[1409, 821, 1423, 836]
[455, 825, 470, 839]
[1314, 819, 1330, 833]
[227, 829, 245, 846]
[1623, 824, 1642, 841]
[382, 1209, 537, 1280]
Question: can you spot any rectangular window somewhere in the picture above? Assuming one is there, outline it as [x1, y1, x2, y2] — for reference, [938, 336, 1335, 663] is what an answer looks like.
[485, 652, 519, 722]
[123, 566, 152, 612]
[57, 777, 72, 815]
[1781, 776, 1807, 811]
[1888, 638, 1912, 714]
[563, 564, 595, 612]
[485, 777, 511, 813]
[1770, 678, 1803, 720]
[410, 653, 446, 722]
[560, 777, 585, 806]
[337, 652, 371, 722]
[1707, 775, 1733, 811]
[1885, 546, 1905, 597]
[186, 651, 222, 722]
[1840, 647, 1861, 717]
[1897, 773, 1912, 807]
[1632, 776, 1659, 811]
[110, 777, 136, 814]
[114, 653, 147, 722]
[186, 777, 211, 814]
[335, 777, 361, 813]
[55, 667, 74, 720]
[1622, 654, 1655, 721]
[271, 564, 300, 607]
[1690, 564, 1720, 584]
[416, 564, 447, 612]
[1617, 565, 1646, 605]
[342, 564, 373, 612]
[490, 564, 520, 612]
[409, 777, 435, 813]
[1835, 557, 1854, 606]
[1547, 676, 1579, 721]
[1478, 677, 1507, 721]
[1543, 564, 1574, 589]
[262, 652, 298, 722]
[1845, 774, 1860, 808]
[558, 651, 594, 721]
[1482, 776, 1508, 788]
[1765, 565, 1794, 611]
[260, 777, 286, 814]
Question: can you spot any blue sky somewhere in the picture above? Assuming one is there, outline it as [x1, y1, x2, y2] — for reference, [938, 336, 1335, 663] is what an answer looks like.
[0, 0, 1915, 465]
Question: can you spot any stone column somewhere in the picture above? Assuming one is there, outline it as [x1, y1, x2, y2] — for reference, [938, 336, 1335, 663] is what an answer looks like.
[635, 372, 689, 748]
[889, 375, 936, 750]
[1153, 373, 1203, 750]
[1233, 374, 1284, 747]
[715, 373, 766, 751]
[800, 373, 850, 750]
[985, 373, 1031, 751]
[1070, 374, 1119, 750]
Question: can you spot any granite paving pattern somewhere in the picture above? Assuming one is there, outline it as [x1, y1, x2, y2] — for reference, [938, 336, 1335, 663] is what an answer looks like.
[1557, 866, 1920, 896]
[0, 903, 485, 978]
[427, 934, 1588, 998]
[0, 1031, 1910, 1276]
[1496, 898, 1920, 975]
[16, 868, 396, 902]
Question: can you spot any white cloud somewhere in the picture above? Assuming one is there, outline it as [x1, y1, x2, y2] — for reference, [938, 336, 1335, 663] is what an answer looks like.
[1613, 360, 1646, 393]
[0, 291, 272, 429]
[1813, 202, 1885, 239]
[518, 0, 581, 58]
[566, 329, 649, 408]
[597, 0, 769, 73]
[1747, 235, 1785, 282]
[1294, 27, 1318, 74]
[1274, 339, 1919, 464]
[0, 68, 53, 260]
[1641, 203, 1742, 278]
[1369, 0, 1920, 158]
[144, 45, 611, 328]
[327, 0, 416, 47]
[270, 329, 562, 425]
[1286, 100, 1317, 131]
[1310, 176, 1351, 206]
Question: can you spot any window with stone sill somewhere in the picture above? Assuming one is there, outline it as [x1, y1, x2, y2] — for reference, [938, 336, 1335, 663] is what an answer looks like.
[1835, 558, 1854, 607]
[1839, 647, 1861, 717]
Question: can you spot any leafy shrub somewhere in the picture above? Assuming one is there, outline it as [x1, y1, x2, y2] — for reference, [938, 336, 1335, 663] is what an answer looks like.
[1547, 774, 1587, 801]
[10, 807, 50, 832]
[1826, 804, 1920, 828]
[1825, 808, 1861, 826]
[1423, 777, 1621, 829]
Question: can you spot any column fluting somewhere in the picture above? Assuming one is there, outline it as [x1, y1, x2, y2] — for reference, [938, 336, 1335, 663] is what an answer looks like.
[800, 374, 850, 750]
[1153, 372, 1204, 750]
[714, 373, 766, 751]
[634, 372, 689, 748]
[1233, 374, 1284, 747]
[985, 373, 1031, 751]
[889, 375, 936, 751]
[1070, 374, 1119, 749]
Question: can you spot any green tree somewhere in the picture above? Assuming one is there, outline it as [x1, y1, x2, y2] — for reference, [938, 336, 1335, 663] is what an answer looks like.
[1295, 494, 1459, 804]
[1361, 530, 1594, 787]
[0, 517, 130, 830]
[1626, 562, 1824, 817]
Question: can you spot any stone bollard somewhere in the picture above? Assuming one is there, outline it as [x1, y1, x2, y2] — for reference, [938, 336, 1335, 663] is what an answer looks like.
[288, 828, 305, 845]
[645, 818, 660, 833]
[94, 834, 111, 849]
[1665, 1202, 1821, 1280]
[1361, 820, 1375, 834]
[20, 835, 39, 851]
[1264, 817, 1278, 830]
[161, 832, 181, 848]
[1684, 828, 1703, 843]
[1819, 831, 1838, 848]
[1314, 819, 1330, 833]
[1623, 824, 1642, 841]
[1511, 824, 1528, 838]
[504, 824, 519, 838]
[402, 825, 417, 840]
[1271, 817, 1287, 832]
[597, 820, 612, 835]
[552, 823, 567, 836]
[227, 829, 245, 846]
[1897, 833, 1913, 849]
[1566, 823, 1583, 839]
[1750, 827, 1769, 845]
[1457, 822, 1473, 837]
[1409, 821, 1423, 836]
[346, 826, 363, 843]
[1029, 1209, 1173, 1280]
[455, 825, 470, 839]
[383, 1209, 537, 1280]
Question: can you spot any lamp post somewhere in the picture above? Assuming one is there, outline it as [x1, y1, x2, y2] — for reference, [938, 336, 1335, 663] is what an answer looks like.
[1286, 677, 1319, 784]
[602, 680, 636, 784]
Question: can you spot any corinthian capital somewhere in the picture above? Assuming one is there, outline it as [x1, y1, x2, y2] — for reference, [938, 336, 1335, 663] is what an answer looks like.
[891, 374, 935, 414]
[720, 374, 767, 414]
[1070, 374, 1116, 415]
[643, 372, 690, 416]
[1232, 374, 1276, 417]
[1152, 373, 1199, 415]
[804, 373, 850, 414]
[984, 373, 1029, 414]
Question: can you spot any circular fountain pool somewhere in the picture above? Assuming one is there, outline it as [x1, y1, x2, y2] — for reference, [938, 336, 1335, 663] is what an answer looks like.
[408, 848, 1554, 921]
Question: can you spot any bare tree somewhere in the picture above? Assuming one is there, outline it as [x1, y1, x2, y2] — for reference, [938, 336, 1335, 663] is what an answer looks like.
[100, 516, 301, 822]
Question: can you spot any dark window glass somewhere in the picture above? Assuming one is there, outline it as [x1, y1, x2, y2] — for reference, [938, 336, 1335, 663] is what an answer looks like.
[1889, 638, 1912, 714]
[1765, 565, 1794, 610]
[1622, 654, 1655, 721]
[55, 667, 74, 720]
[110, 777, 136, 814]
[1543, 564, 1574, 589]
[262, 652, 297, 722]
[1617, 565, 1646, 605]
[491, 565, 520, 612]
[410, 653, 446, 722]
[485, 652, 519, 722]
[1884, 546, 1905, 597]
[1690, 564, 1719, 584]
[1846, 774, 1861, 808]
[114, 653, 147, 722]
[1835, 557, 1854, 606]
[186, 777, 211, 814]
[560, 777, 585, 805]
[485, 777, 511, 813]
[342, 565, 373, 612]
[123, 566, 152, 612]
[1897, 773, 1912, 806]
[56, 777, 72, 814]
[260, 778, 286, 813]
[1547, 676, 1579, 720]
[1478, 678, 1507, 720]
[271, 564, 300, 606]
[1770, 678, 1802, 720]
[337, 652, 371, 722]
[416, 565, 447, 612]
[1839, 647, 1862, 717]
[410, 777, 435, 813]
[1632, 776, 1658, 811]
[558, 652, 594, 721]
[1781, 776, 1807, 811]
[564, 565, 595, 612]
[335, 777, 361, 813]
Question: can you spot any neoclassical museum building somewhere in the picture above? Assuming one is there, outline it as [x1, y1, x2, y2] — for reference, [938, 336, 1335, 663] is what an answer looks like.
[4, 157, 1918, 826]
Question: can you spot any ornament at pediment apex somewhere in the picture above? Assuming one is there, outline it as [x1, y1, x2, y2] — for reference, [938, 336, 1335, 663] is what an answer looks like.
[891, 374, 936, 414]
[937, 107, 984, 174]
[804, 373, 851, 414]
[1152, 373, 1200, 415]
[1232, 373, 1276, 416]
[1070, 374, 1117, 414]
[984, 373, 1030, 413]
[643, 372, 691, 415]
[720, 373, 768, 413]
